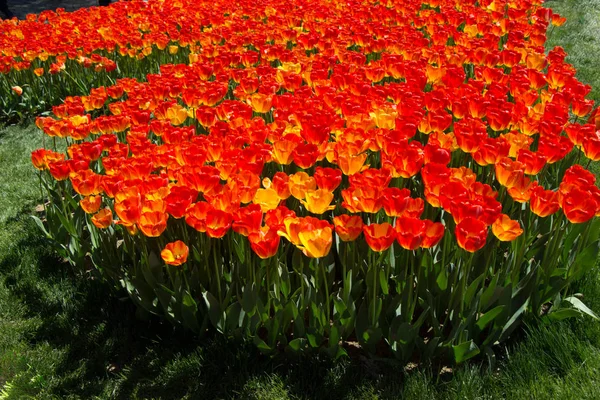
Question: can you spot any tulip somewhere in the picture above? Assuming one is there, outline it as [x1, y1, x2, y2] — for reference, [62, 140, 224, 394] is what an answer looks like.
[363, 223, 396, 252]
[91, 208, 113, 229]
[491, 215, 523, 242]
[333, 214, 364, 242]
[232, 204, 263, 236]
[206, 210, 233, 238]
[185, 201, 213, 232]
[561, 187, 598, 224]
[382, 187, 411, 217]
[248, 227, 281, 259]
[288, 172, 317, 200]
[138, 211, 168, 237]
[421, 220, 445, 248]
[80, 195, 102, 214]
[314, 167, 342, 192]
[529, 186, 560, 217]
[161, 240, 189, 266]
[455, 217, 488, 252]
[301, 189, 336, 214]
[298, 225, 333, 258]
[395, 217, 425, 250]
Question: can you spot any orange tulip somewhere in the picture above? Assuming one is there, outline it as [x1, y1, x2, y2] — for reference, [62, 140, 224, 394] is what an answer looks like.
[314, 167, 342, 192]
[561, 187, 598, 224]
[298, 224, 333, 258]
[288, 172, 317, 200]
[248, 226, 280, 259]
[206, 210, 233, 238]
[495, 157, 526, 189]
[253, 188, 281, 212]
[455, 217, 488, 252]
[138, 211, 168, 237]
[395, 217, 425, 250]
[70, 169, 102, 196]
[91, 208, 113, 229]
[529, 186, 560, 217]
[363, 223, 396, 252]
[491, 215, 523, 242]
[80, 195, 102, 214]
[421, 220, 445, 248]
[301, 189, 336, 214]
[333, 214, 364, 242]
[161, 240, 189, 266]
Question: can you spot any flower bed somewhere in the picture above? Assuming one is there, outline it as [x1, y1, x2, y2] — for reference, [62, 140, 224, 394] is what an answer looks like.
[14, 0, 600, 363]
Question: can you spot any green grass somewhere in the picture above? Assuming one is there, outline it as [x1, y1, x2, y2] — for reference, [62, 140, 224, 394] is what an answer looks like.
[546, 0, 600, 105]
[2, 1, 600, 398]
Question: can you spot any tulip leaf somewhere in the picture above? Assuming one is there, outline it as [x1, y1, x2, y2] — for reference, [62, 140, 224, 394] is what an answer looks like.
[567, 241, 600, 281]
[436, 268, 448, 291]
[54, 208, 77, 236]
[31, 215, 51, 238]
[379, 268, 389, 295]
[452, 340, 480, 363]
[500, 298, 529, 341]
[287, 338, 307, 353]
[329, 325, 340, 348]
[545, 308, 581, 321]
[480, 275, 499, 309]
[563, 296, 599, 320]
[476, 305, 506, 331]
[253, 336, 274, 354]
[181, 291, 200, 332]
[203, 291, 224, 332]
[232, 237, 245, 264]
[242, 282, 258, 316]
[225, 302, 244, 333]
[465, 274, 484, 307]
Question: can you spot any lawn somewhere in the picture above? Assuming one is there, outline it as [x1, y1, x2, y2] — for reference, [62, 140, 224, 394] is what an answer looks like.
[1, 1, 600, 399]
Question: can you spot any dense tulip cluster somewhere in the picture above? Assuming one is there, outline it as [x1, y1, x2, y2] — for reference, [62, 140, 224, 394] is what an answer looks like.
[22, 0, 600, 362]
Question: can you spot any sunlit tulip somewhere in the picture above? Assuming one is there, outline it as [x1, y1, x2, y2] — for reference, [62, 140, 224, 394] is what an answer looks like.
[455, 218, 488, 252]
[161, 241, 189, 266]
[80, 195, 102, 214]
[298, 224, 333, 258]
[333, 214, 364, 242]
[301, 189, 336, 214]
[91, 208, 113, 229]
[363, 223, 396, 252]
[492, 215, 523, 242]
[248, 227, 281, 259]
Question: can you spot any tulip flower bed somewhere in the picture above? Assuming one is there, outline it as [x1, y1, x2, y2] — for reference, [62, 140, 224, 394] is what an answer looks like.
[20, 0, 600, 364]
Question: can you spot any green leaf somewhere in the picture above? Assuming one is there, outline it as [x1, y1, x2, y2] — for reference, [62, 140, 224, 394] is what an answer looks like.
[452, 340, 480, 363]
[379, 268, 389, 295]
[436, 268, 448, 291]
[181, 291, 200, 332]
[287, 338, 307, 353]
[232, 237, 245, 264]
[54, 208, 77, 236]
[203, 291, 225, 332]
[464, 274, 484, 307]
[480, 275, 499, 309]
[564, 296, 599, 320]
[476, 305, 506, 331]
[254, 336, 274, 354]
[329, 325, 340, 349]
[546, 308, 581, 321]
[242, 282, 258, 316]
[500, 298, 529, 341]
[568, 241, 600, 281]
[30, 215, 51, 238]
